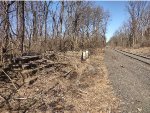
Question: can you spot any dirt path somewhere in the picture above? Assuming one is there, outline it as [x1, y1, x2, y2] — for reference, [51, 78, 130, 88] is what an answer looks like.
[105, 48, 150, 113]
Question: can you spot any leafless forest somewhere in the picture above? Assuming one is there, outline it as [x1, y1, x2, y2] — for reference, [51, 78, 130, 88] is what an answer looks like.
[109, 1, 150, 48]
[0, 1, 109, 66]
[0, 1, 150, 113]
[0, 1, 114, 112]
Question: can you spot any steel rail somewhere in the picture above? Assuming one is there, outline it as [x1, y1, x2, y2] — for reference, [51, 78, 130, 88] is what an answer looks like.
[119, 49, 150, 60]
[115, 49, 150, 65]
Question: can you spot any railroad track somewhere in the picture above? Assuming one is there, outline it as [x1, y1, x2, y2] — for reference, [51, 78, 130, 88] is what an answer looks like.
[115, 49, 150, 65]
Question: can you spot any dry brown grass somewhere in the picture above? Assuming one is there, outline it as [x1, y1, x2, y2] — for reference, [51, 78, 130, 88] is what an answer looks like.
[63, 48, 121, 113]
[124, 47, 150, 56]
[0, 48, 121, 113]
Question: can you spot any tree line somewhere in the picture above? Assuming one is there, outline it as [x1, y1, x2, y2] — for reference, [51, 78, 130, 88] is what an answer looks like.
[109, 1, 150, 48]
[0, 1, 109, 64]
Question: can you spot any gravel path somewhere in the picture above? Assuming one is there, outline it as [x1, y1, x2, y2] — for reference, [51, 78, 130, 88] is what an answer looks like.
[105, 48, 150, 113]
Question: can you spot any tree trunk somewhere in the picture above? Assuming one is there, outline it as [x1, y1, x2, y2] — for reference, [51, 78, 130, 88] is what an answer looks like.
[18, 1, 25, 55]
[2, 2, 10, 64]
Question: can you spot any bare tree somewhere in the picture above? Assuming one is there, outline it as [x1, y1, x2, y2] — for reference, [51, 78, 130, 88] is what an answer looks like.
[44, 1, 51, 43]
[0, 1, 14, 64]
[110, 1, 150, 48]
[0, 1, 110, 63]
[127, 1, 148, 46]
[18, 1, 25, 55]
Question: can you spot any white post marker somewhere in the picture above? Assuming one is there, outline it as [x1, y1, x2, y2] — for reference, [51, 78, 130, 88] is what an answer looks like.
[81, 50, 89, 61]
[85, 50, 89, 59]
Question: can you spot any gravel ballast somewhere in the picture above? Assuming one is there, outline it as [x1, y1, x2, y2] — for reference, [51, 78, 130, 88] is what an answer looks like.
[105, 48, 150, 113]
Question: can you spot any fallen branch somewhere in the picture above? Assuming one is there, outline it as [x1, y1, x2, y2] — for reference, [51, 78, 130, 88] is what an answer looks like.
[0, 94, 6, 101]
[78, 89, 88, 94]
[2, 70, 18, 90]
[13, 97, 28, 100]
[64, 70, 72, 78]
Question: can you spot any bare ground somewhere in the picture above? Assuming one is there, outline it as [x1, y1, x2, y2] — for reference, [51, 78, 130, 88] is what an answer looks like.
[0, 49, 120, 113]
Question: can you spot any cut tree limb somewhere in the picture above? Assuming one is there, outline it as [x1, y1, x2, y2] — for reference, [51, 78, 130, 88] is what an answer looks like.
[63, 70, 72, 77]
